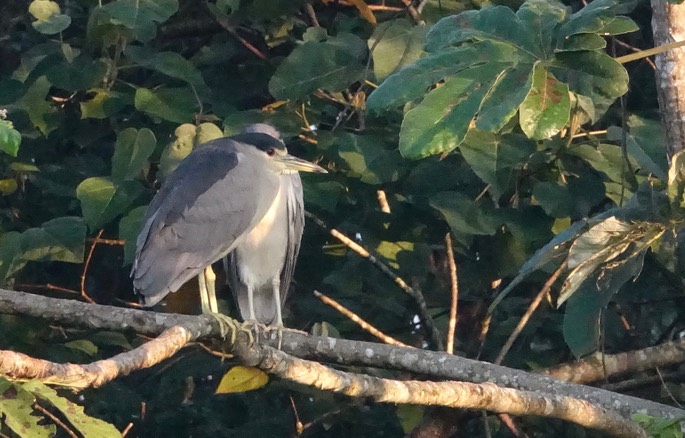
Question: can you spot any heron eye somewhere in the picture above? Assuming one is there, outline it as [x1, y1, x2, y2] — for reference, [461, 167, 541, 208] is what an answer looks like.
[266, 148, 276, 156]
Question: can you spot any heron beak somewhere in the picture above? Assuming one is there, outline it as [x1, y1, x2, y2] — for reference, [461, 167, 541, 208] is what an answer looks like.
[278, 154, 328, 173]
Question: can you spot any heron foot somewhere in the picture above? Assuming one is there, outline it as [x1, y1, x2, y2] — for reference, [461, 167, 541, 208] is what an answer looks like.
[206, 312, 241, 345]
[240, 320, 269, 347]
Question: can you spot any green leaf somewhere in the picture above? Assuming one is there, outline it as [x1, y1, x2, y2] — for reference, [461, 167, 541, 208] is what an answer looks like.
[559, 0, 637, 38]
[368, 19, 427, 82]
[101, 0, 179, 42]
[398, 74, 488, 158]
[126, 47, 208, 92]
[551, 51, 628, 100]
[425, 6, 539, 56]
[0, 378, 55, 438]
[0, 232, 24, 280]
[476, 66, 534, 133]
[488, 218, 590, 314]
[23, 380, 121, 437]
[459, 131, 534, 197]
[21, 217, 86, 264]
[111, 127, 157, 182]
[77, 177, 143, 230]
[134, 87, 198, 123]
[46, 57, 108, 92]
[0, 119, 21, 157]
[64, 339, 99, 356]
[429, 191, 500, 236]
[119, 205, 147, 265]
[80, 89, 130, 119]
[562, 249, 645, 357]
[367, 41, 510, 111]
[558, 33, 607, 52]
[519, 64, 570, 140]
[335, 133, 405, 184]
[15, 76, 58, 135]
[158, 123, 223, 179]
[269, 32, 367, 100]
[29, 0, 71, 34]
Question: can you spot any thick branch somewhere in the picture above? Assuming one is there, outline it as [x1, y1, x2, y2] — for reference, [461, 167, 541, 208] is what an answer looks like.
[542, 340, 685, 384]
[0, 326, 192, 388]
[234, 344, 648, 438]
[0, 288, 682, 421]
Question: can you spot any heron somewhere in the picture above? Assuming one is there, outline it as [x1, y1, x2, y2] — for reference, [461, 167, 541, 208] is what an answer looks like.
[131, 124, 326, 327]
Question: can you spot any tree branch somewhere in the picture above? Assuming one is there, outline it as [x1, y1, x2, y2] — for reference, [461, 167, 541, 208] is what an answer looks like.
[0, 288, 682, 423]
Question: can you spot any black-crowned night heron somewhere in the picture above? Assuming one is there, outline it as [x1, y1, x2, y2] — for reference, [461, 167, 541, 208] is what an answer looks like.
[131, 124, 326, 326]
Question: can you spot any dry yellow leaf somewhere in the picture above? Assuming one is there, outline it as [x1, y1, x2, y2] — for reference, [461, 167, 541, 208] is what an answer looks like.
[348, 0, 377, 25]
[215, 366, 269, 394]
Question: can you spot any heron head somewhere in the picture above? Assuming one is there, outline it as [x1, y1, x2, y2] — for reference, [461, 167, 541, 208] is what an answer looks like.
[238, 124, 327, 175]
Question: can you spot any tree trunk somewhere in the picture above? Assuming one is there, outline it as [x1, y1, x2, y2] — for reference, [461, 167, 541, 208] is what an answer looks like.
[652, 0, 685, 159]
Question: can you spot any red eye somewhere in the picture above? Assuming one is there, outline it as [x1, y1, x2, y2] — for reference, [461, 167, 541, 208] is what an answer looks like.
[266, 148, 276, 156]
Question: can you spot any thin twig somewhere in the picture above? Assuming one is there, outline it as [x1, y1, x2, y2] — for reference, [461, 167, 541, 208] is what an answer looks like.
[444, 233, 459, 355]
[314, 290, 411, 347]
[87, 237, 125, 245]
[494, 262, 567, 365]
[376, 190, 391, 213]
[33, 402, 79, 438]
[16, 283, 79, 295]
[121, 422, 134, 437]
[305, 211, 443, 350]
[206, 3, 268, 60]
[80, 230, 104, 304]
[304, 2, 320, 27]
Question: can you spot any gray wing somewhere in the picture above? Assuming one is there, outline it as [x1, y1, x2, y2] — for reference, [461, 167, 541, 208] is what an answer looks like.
[132, 139, 279, 306]
[280, 173, 304, 305]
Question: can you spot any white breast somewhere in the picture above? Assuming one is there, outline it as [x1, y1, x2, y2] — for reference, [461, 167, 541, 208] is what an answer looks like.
[234, 176, 289, 290]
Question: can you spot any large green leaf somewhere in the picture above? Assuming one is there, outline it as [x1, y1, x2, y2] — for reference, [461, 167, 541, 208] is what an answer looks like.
[77, 177, 143, 230]
[367, 41, 511, 110]
[518, 64, 570, 140]
[562, 249, 645, 357]
[558, 0, 637, 39]
[23, 381, 121, 437]
[29, 0, 71, 34]
[101, 0, 179, 42]
[0, 378, 55, 438]
[335, 133, 405, 184]
[126, 47, 208, 93]
[368, 19, 427, 82]
[269, 31, 367, 100]
[425, 6, 539, 56]
[0, 119, 21, 157]
[429, 191, 500, 236]
[134, 87, 198, 123]
[21, 217, 86, 264]
[550, 51, 628, 100]
[0, 217, 86, 280]
[14, 76, 58, 135]
[45, 56, 108, 92]
[475, 66, 534, 133]
[111, 127, 157, 182]
[458, 131, 534, 197]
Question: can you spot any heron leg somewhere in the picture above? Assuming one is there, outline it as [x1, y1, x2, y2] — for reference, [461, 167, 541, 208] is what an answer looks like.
[198, 266, 219, 314]
[205, 265, 218, 313]
[271, 278, 284, 349]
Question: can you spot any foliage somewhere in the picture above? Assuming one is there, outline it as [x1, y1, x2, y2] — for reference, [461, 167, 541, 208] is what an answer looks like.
[0, 0, 682, 435]
[0, 377, 120, 437]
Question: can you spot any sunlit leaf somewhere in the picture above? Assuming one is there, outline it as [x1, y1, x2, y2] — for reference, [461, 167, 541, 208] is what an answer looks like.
[77, 177, 143, 230]
[0, 119, 21, 157]
[0, 378, 55, 438]
[23, 380, 121, 437]
[215, 366, 269, 394]
[111, 127, 157, 182]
